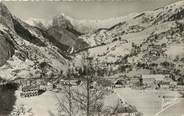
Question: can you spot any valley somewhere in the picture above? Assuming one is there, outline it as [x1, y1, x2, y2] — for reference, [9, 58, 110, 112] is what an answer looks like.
[1, 1, 184, 116]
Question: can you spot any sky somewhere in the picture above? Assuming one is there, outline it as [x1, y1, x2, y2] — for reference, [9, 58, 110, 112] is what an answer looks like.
[3, 0, 182, 21]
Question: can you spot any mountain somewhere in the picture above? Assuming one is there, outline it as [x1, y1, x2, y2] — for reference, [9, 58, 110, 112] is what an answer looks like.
[25, 18, 50, 28]
[70, 13, 138, 34]
[1, 0, 184, 80]
[74, 0, 184, 79]
[51, 13, 138, 34]
[46, 14, 88, 52]
[25, 13, 138, 34]
[0, 2, 86, 80]
[0, 3, 14, 66]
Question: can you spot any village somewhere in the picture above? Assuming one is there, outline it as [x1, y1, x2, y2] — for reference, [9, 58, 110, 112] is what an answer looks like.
[1, 73, 184, 98]
[0, 76, 81, 98]
[112, 74, 184, 91]
[1, 70, 184, 116]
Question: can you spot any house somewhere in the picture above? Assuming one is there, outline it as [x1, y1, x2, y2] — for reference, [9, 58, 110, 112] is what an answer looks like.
[142, 74, 168, 83]
[177, 77, 184, 85]
[142, 77, 155, 87]
[14, 77, 47, 89]
[159, 81, 170, 89]
[142, 74, 172, 88]
[129, 77, 140, 86]
[113, 79, 126, 88]
[142, 75, 159, 87]
[63, 79, 81, 86]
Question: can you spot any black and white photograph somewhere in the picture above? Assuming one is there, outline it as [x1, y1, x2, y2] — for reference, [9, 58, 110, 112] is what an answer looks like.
[0, 0, 184, 116]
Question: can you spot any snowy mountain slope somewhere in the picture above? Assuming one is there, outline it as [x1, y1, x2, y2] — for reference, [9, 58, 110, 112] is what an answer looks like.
[0, 24, 14, 66]
[0, 2, 16, 66]
[25, 12, 139, 34]
[1, 0, 184, 80]
[68, 13, 138, 33]
[74, 0, 184, 78]
[0, 3, 14, 31]
[0, 2, 78, 80]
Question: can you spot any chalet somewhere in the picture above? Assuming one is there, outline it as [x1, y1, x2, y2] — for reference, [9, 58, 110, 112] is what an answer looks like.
[63, 80, 81, 86]
[142, 75, 160, 86]
[159, 81, 170, 89]
[113, 79, 126, 88]
[142, 77, 155, 87]
[129, 77, 140, 86]
[177, 77, 184, 85]
[56, 79, 81, 89]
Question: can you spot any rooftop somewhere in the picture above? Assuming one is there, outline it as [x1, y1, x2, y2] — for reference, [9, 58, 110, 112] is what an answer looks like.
[142, 74, 168, 81]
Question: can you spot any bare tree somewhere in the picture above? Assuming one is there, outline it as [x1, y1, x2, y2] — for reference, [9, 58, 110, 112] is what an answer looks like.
[55, 87, 74, 116]
[56, 66, 75, 116]
[71, 54, 107, 116]
[56, 53, 108, 116]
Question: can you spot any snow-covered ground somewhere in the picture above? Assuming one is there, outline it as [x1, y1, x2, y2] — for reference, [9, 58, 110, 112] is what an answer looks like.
[12, 87, 134, 116]
[14, 90, 62, 116]
[13, 87, 183, 116]
[114, 88, 182, 116]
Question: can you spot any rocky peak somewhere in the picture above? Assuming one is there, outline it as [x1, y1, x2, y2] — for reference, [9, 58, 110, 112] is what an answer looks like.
[0, 2, 14, 30]
[0, 2, 10, 17]
[52, 13, 73, 29]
